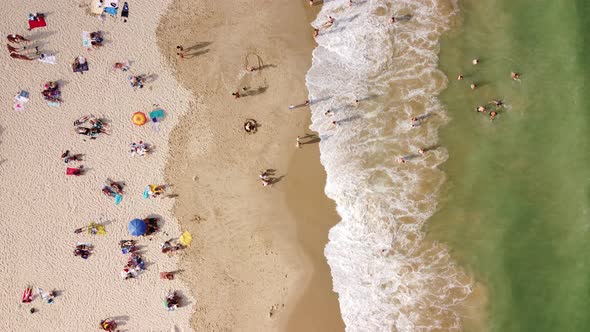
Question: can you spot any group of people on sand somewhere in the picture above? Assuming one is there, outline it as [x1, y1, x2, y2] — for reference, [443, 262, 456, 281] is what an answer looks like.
[74, 243, 94, 259]
[161, 238, 184, 256]
[74, 114, 109, 140]
[5, 34, 40, 61]
[130, 141, 150, 157]
[41, 81, 61, 103]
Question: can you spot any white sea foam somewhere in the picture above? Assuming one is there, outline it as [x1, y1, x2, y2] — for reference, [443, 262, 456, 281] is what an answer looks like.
[306, 0, 472, 331]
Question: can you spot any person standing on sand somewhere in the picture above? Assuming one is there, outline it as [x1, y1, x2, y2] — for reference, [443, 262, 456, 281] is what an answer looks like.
[176, 45, 185, 59]
[232, 91, 240, 99]
[296, 136, 302, 148]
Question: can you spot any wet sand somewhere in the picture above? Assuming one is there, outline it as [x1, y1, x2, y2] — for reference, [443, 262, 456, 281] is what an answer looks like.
[157, 0, 344, 330]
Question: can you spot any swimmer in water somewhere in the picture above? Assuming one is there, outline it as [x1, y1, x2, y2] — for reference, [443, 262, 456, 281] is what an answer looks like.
[418, 149, 425, 155]
[313, 29, 319, 38]
[325, 110, 333, 117]
[309, 0, 314, 6]
[511, 72, 520, 80]
[472, 58, 479, 65]
[410, 117, 418, 127]
[397, 156, 405, 164]
[390, 16, 395, 24]
[489, 100, 504, 108]
[457, 74, 464, 81]
[476, 106, 486, 113]
[470, 83, 477, 90]
[489, 111, 498, 121]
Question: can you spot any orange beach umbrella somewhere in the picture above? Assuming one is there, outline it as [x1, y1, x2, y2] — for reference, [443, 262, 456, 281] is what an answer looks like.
[132, 112, 147, 126]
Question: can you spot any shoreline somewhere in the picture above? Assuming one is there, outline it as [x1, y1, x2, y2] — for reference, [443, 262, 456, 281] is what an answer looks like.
[157, 0, 343, 330]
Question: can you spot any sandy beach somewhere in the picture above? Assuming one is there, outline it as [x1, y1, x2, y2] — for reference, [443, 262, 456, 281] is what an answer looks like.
[157, 0, 343, 330]
[0, 0, 194, 330]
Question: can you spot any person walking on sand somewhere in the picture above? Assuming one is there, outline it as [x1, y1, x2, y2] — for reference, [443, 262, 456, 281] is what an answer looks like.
[305, 100, 310, 106]
[232, 91, 240, 99]
[296, 136, 302, 148]
[176, 45, 185, 59]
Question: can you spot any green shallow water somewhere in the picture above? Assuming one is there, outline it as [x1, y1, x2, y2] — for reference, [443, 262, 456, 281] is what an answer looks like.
[427, 0, 590, 331]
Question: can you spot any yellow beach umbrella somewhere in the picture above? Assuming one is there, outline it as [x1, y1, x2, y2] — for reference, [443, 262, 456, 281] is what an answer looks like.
[179, 231, 192, 247]
[132, 112, 147, 126]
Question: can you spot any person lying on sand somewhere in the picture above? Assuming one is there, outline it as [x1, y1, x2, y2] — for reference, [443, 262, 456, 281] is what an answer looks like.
[7, 34, 30, 43]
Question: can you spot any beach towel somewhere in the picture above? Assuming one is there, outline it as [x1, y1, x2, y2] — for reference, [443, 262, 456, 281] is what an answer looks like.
[28, 15, 46, 30]
[115, 194, 123, 205]
[104, 0, 119, 16]
[121, 2, 129, 20]
[22, 288, 33, 303]
[38, 53, 56, 64]
[73, 62, 89, 73]
[90, 0, 104, 15]
[82, 31, 91, 48]
[66, 167, 81, 176]
[47, 101, 60, 107]
[13, 90, 29, 112]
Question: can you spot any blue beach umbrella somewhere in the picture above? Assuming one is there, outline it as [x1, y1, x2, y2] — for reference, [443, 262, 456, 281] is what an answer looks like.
[128, 218, 147, 236]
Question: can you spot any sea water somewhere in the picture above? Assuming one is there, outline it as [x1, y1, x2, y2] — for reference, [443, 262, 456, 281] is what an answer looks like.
[306, 0, 473, 330]
[428, 0, 590, 331]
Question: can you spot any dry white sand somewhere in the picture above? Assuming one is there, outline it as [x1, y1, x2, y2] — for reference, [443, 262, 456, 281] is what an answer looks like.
[0, 1, 194, 331]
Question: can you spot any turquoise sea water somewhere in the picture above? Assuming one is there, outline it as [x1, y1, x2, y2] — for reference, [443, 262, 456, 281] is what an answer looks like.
[428, 0, 590, 331]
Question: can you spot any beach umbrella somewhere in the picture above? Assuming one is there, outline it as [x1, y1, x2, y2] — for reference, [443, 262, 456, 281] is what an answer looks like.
[132, 112, 147, 126]
[128, 218, 147, 236]
[179, 231, 192, 246]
